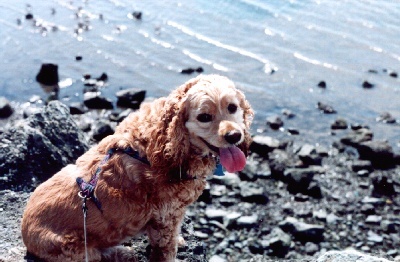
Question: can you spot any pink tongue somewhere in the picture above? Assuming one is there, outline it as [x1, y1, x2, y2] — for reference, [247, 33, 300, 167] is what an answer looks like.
[219, 146, 246, 173]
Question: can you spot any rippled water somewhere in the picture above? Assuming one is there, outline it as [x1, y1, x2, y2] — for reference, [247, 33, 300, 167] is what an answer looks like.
[0, 0, 399, 147]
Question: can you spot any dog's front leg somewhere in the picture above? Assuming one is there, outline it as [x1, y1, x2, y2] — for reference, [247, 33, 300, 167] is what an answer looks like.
[146, 209, 186, 262]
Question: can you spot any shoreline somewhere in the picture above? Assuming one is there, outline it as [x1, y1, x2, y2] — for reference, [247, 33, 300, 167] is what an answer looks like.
[0, 94, 399, 261]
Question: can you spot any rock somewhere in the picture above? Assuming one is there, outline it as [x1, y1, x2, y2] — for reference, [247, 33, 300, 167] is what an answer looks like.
[356, 140, 396, 168]
[365, 215, 382, 225]
[35, 63, 59, 94]
[361, 196, 386, 206]
[0, 97, 13, 118]
[69, 102, 87, 115]
[287, 128, 300, 135]
[350, 160, 372, 172]
[261, 227, 291, 257]
[25, 13, 33, 19]
[331, 118, 348, 130]
[362, 81, 375, 88]
[367, 230, 384, 243]
[317, 102, 336, 114]
[317, 250, 392, 262]
[181, 67, 204, 74]
[205, 209, 228, 223]
[236, 214, 259, 228]
[389, 71, 398, 78]
[371, 173, 396, 197]
[210, 172, 240, 187]
[279, 217, 324, 243]
[250, 135, 280, 158]
[313, 209, 328, 222]
[266, 115, 284, 130]
[239, 182, 268, 204]
[305, 242, 319, 255]
[340, 128, 373, 146]
[284, 166, 324, 198]
[360, 203, 375, 214]
[92, 120, 114, 141]
[268, 149, 295, 180]
[317, 81, 327, 88]
[0, 101, 89, 190]
[376, 112, 396, 124]
[209, 255, 227, 262]
[381, 220, 396, 233]
[282, 109, 295, 118]
[83, 92, 113, 109]
[297, 144, 323, 166]
[130, 11, 142, 20]
[116, 88, 146, 109]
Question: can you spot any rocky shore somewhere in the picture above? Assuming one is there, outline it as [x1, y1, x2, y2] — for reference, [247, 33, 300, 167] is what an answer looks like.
[0, 85, 399, 261]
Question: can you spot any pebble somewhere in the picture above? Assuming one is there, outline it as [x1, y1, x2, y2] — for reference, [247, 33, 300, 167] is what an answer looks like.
[0, 97, 14, 118]
[236, 214, 259, 228]
[365, 215, 382, 225]
[331, 118, 348, 130]
[205, 209, 228, 222]
[239, 182, 268, 204]
[367, 230, 383, 243]
[266, 115, 284, 130]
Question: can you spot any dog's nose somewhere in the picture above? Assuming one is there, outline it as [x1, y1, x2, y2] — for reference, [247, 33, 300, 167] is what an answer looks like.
[224, 130, 242, 144]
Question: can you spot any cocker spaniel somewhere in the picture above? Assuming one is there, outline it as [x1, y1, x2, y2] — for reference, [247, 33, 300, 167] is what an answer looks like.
[21, 74, 254, 262]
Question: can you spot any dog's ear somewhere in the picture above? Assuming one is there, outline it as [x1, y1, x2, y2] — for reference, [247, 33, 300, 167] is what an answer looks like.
[146, 79, 199, 175]
[237, 89, 254, 156]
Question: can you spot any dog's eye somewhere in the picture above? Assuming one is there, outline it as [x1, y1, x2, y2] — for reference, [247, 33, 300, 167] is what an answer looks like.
[197, 113, 213, 123]
[228, 104, 237, 114]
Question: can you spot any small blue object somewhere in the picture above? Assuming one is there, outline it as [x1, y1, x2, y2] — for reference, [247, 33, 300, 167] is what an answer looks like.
[213, 162, 225, 176]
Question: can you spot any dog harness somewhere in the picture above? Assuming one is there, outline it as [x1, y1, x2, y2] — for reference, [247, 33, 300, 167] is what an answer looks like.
[76, 147, 224, 211]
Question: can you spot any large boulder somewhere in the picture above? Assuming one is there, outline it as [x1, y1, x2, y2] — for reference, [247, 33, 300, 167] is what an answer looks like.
[0, 101, 89, 191]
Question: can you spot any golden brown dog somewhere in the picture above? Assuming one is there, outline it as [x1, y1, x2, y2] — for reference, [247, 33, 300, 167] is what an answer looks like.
[21, 74, 254, 262]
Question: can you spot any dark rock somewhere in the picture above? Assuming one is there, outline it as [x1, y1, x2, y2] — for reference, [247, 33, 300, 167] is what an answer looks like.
[317, 81, 327, 88]
[25, 13, 33, 20]
[205, 209, 228, 223]
[381, 220, 396, 233]
[287, 128, 300, 135]
[109, 108, 133, 122]
[197, 183, 211, 203]
[362, 81, 375, 88]
[92, 120, 114, 141]
[239, 182, 268, 204]
[83, 92, 113, 109]
[131, 11, 142, 20]
[376, 112, 396, 124]
[340, 128, 373, 146]
[368, 69, 379, 74]
[69, 102, 87, 115]
[0, 101, 89, 190]
[317, 102, 336, 114]
[356, 140, 396, 168]
[96, 73, 108, 82]
[284, 167, 324, 198]
[268, 149, 295, 180]
[261, 227, 291, 257]
[75, 56, 83, 61]
[371, 173, 396, 197]
[389, 72, 398, 78]
[0, 97, 13, 118]
[297, 144, 323, 166]
[266, 115, 283, 130]
[278, 216, 324, 243]
[282, 109, 295, 118]
[36, 63, 59, 86]
[331, 118, 348, 130]
[250, 135, 280, 158]
[116, 88, 146, 109]
[360, 203, 375, 215]
[181, 67, 204, 74]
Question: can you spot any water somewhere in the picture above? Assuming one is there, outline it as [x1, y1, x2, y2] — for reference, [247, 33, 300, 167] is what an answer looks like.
[0, 0, 399, 148]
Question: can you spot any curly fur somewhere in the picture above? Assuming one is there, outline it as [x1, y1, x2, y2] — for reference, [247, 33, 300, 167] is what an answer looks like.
[21, 74, 254, 262]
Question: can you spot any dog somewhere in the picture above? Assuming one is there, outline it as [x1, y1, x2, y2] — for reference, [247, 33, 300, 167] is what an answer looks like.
[21, 74, 254, 262]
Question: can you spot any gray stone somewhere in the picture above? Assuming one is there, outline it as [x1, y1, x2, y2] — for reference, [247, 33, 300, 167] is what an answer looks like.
[239, 182, 268, 204]
[317, 250, 392, 262]
[116, 88, 146, 109]
[279, 216, 324, 243]
[205, 209, 228, 223]
[250, 135, 280, 157]
[83, 91, 113, 109]
[0, 101, 89, 190]
[237, 214, 259, 228]
[365, 215, 382, 225]
[261, 227, 291, 257]
[367, 230, 384, 243]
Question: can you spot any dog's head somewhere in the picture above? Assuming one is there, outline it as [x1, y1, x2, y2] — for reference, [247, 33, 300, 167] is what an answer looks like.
[148, 74, 253, 175]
